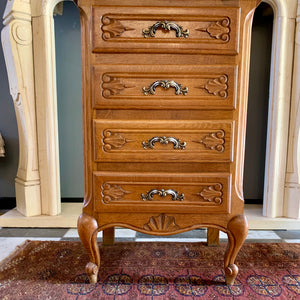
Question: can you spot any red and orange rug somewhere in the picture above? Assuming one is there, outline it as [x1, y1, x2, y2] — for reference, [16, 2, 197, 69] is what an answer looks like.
[0, 240, 299, 299]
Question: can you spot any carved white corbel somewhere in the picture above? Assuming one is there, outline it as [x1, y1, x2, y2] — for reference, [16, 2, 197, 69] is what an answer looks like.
[283, 2, 300, 219]
[1, 0, 41, 216]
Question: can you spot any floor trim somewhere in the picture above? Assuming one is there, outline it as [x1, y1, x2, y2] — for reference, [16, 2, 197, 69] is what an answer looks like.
[0, 204, 299, 229]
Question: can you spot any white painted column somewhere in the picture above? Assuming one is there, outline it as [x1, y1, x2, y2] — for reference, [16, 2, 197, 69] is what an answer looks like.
[30, 0, 67, 215]
[284, 2, 300, 219]
[1, 0, 41, 216]
[262, 0, 297, 217]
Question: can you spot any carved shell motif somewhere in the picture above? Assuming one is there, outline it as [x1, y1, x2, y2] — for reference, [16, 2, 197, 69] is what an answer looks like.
[102, 75, 128, 98]
[197, 18, 230, 42]
[203, 75, 228, 99]
[101, 183, 131, 203]
[143, 214, 180, 232]
[103, 130, 133, 151]
[197, 183, 223, 204]
[193, 130, 225, 152]
[102, 16, 134, 40]
[201, 130, 225, 152]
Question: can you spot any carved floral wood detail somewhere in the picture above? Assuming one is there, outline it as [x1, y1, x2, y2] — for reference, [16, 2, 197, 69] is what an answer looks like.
[202, 75, 228, 98]
[197, 18, 231, 42]
[196, 183, 223, 204]
[143, 214, 180, 232]
[102, 16, 134, 40]
[196, 75, 228, 99]
[193, 130, 225, 152]
[101, 183, 131, 203]
[103, 130, 133, 151]
[102, 74, 135, 98]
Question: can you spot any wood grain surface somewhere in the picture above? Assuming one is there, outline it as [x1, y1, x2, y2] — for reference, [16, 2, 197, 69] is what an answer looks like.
[76, 0, 261, 285]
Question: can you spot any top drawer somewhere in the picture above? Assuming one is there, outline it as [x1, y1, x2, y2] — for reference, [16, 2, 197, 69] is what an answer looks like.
[91, 6, 240, 54]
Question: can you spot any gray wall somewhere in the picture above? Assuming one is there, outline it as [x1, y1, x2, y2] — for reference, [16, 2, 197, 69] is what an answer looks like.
[54, 2, 84, 198]
[0, 1, 273, 202]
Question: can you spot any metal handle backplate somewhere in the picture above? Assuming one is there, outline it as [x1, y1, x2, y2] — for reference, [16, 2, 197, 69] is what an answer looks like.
[142, 136, 186, 150]
[143, 80, 188, 96]
[142, 20, 189, 38]
[141, 189, 184, 201]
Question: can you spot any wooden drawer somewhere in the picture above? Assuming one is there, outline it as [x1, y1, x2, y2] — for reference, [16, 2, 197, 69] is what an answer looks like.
[92, 65, 237, 110]
[93, 172, 231, 214]
[93, 120, 233, 162]
[91, 6, 239, 54]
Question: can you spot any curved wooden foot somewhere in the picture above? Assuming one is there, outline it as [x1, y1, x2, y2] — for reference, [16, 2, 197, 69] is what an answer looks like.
[225, 264, 239, 285]
[224, 214, 248, 285]
[77, 213, 100, 283]
[86, 262, 99, 284]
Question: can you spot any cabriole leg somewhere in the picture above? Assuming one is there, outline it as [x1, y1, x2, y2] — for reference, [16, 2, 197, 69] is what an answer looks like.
[224, 214, 248, 285]
[77, 213, 100, 283]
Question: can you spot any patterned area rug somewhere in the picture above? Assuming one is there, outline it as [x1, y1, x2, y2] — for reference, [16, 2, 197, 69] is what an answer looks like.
[0, 241, 299, 299]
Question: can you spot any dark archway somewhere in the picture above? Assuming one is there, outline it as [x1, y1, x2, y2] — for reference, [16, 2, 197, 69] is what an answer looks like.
[244, 3, 274, 204]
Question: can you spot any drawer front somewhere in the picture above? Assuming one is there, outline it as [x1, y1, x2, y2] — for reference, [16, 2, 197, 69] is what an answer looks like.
[93, 65, 237, 110]
[93, 120, 233, 162]
[92, 6, 239, 54]
[94, 172, 231, 214]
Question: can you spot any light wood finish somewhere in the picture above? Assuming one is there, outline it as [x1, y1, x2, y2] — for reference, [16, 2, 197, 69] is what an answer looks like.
[94, 120, 233, 162]
[207, 228, 220, 246]
[76, 0, 260, 285]
[102, 227, 115, 245]
[77, 213, 99, 283]
[91, 6, 240, 54]
[92, 65, 237, 110]
[93, 172, 231, 214]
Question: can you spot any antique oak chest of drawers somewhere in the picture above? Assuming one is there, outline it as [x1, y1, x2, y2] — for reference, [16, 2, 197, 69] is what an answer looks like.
[76, 0, 260, 285]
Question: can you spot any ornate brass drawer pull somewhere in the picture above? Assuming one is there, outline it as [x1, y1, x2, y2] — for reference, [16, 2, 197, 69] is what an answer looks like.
[142, 20, 189, 38]
[141, 189, 184, 201]
[142, 80, 188, 96]
[142, 136, 186, 150]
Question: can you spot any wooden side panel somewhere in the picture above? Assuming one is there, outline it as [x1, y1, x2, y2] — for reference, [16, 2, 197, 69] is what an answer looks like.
[92, 65, 237, 110]
[93, 172, 231, 213]
[91, 6, 240, 54]
[93, 119, 234, 162]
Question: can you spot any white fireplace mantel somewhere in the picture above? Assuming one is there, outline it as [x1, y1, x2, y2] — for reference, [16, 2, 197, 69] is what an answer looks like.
[1, 0, 300, 226]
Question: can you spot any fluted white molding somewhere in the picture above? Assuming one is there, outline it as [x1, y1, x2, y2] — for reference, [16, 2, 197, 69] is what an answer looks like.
[283, 2, 300, 219]
[262, 0, 297, 218]
[1, 0, 41, 216]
